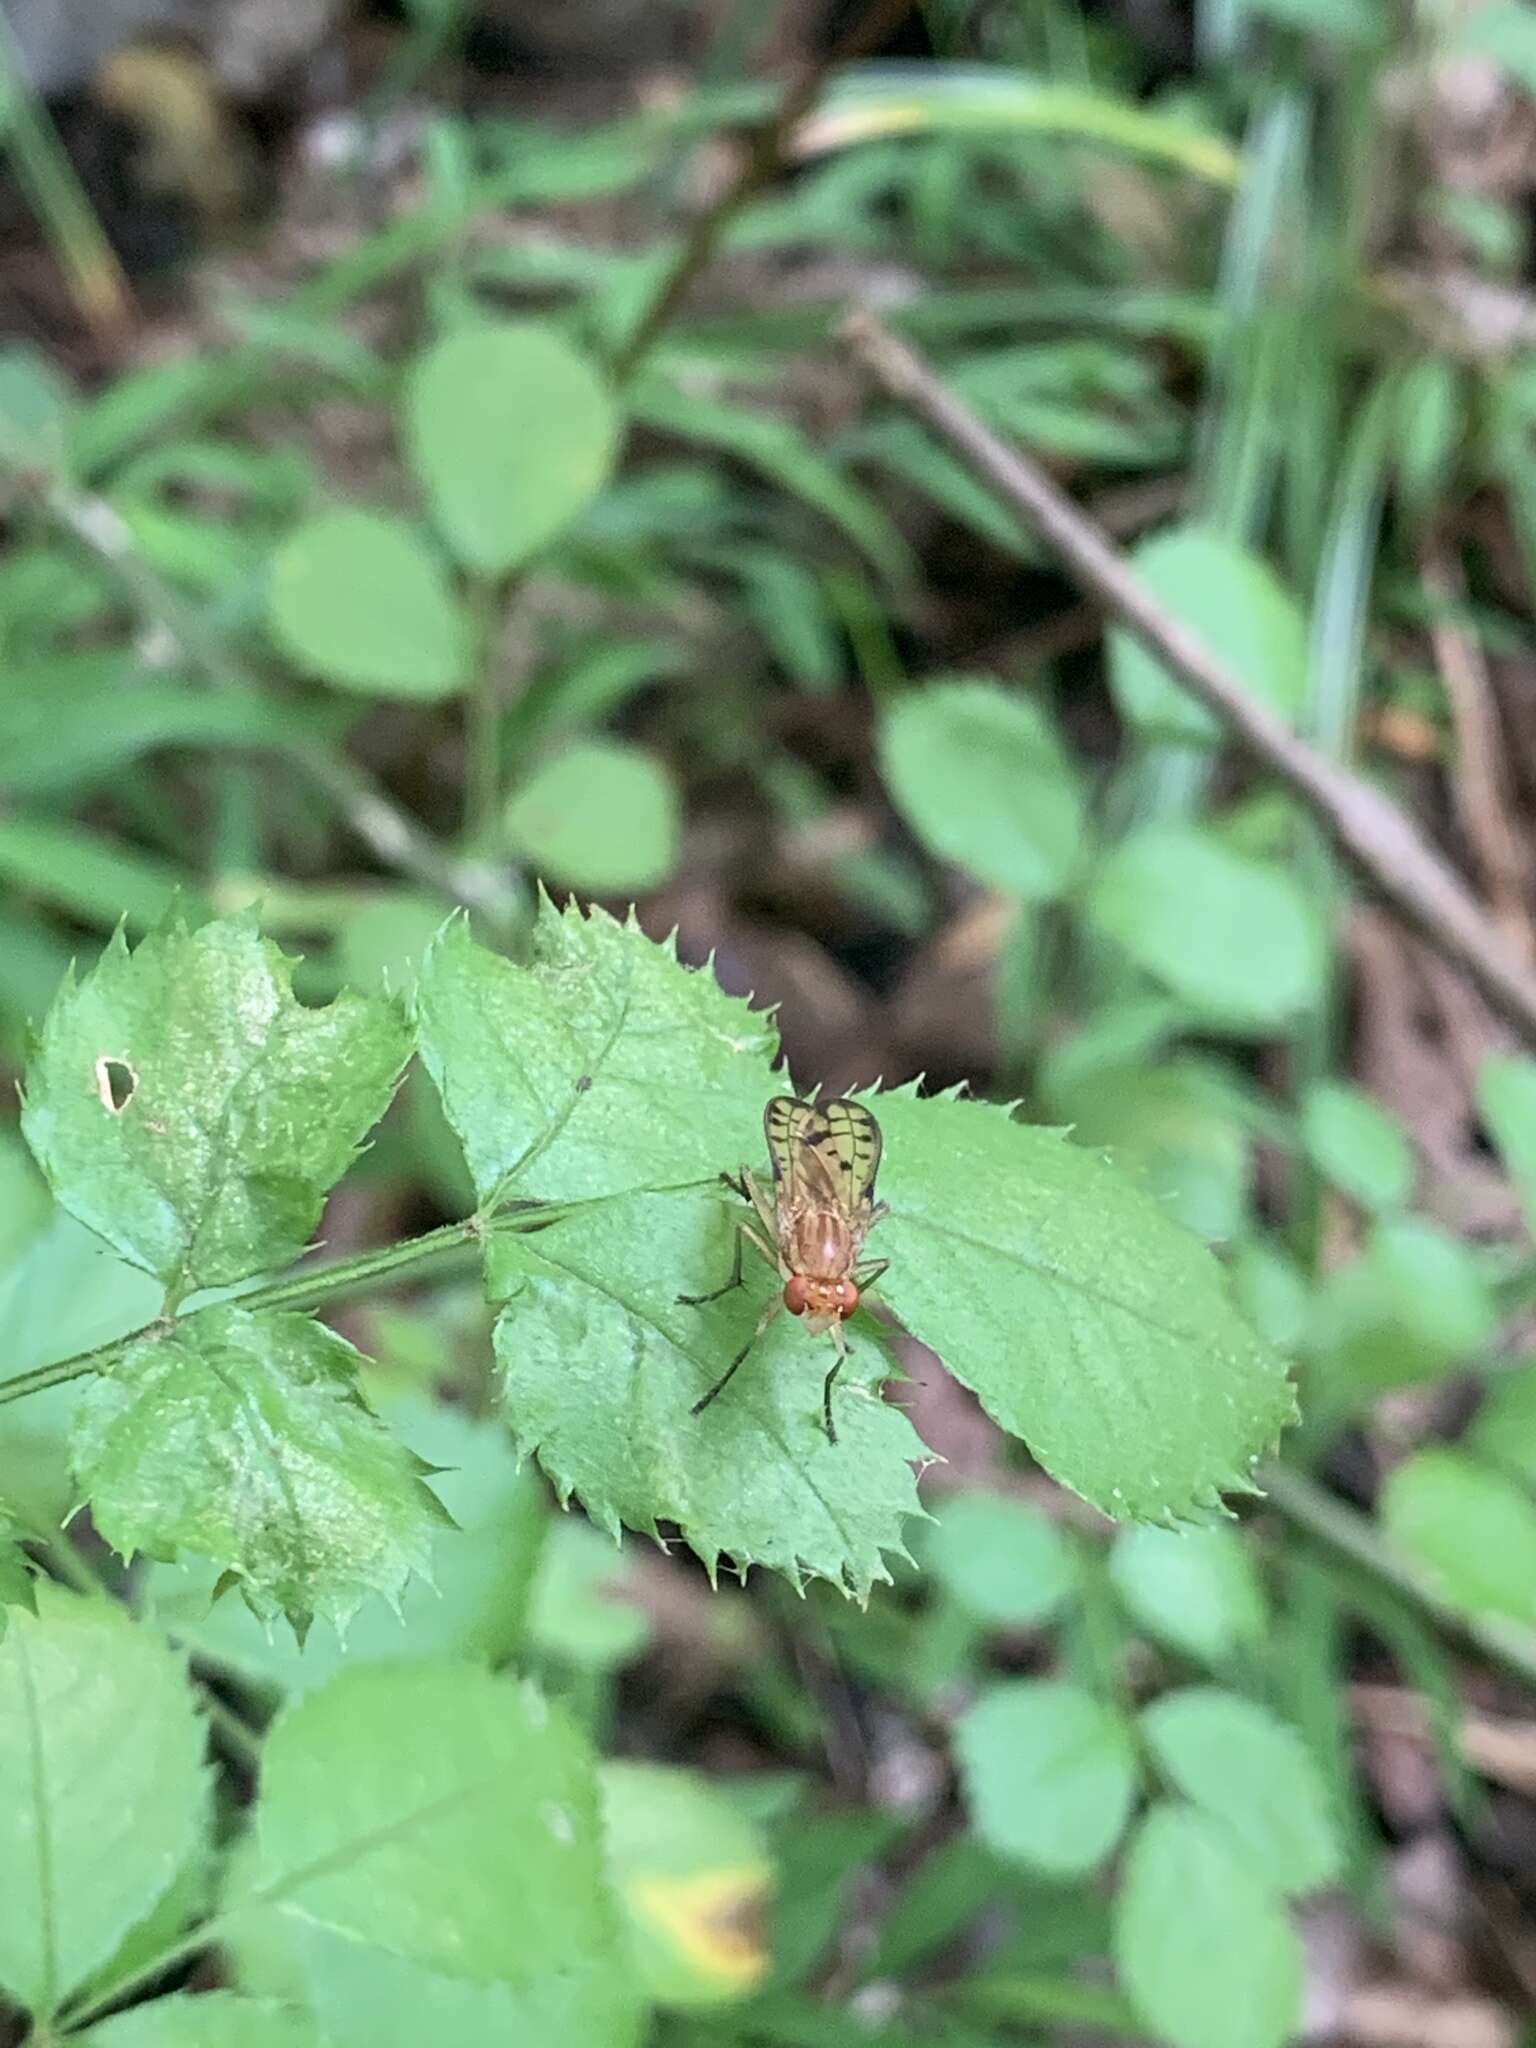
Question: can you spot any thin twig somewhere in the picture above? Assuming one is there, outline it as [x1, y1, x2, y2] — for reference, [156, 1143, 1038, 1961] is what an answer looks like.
[24, 468, 520, 925]
[840, 310, 1536, 1047]
[1421, 539, 1534, 957]
[610, 0, 917, 382]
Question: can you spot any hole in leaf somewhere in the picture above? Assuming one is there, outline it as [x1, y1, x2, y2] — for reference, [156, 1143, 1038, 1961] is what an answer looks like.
[95, 1057, 137, 1113]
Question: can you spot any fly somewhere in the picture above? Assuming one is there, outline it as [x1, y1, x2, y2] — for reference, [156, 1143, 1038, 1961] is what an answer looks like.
[678, 1095, 889, 1444]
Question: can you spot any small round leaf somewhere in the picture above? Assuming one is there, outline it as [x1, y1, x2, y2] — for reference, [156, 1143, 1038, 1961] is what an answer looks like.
[1114, 1804, 1302, 2048]
[879, 680, 1086, 900]
[269, 509, 466, 699]
[1381, 1447, 1536, 1629]
[1140, 1688, 1342, 1896]
[405, 323, 619, 576]
[1109, 1525, 1267, 1665]
[923, 1492, 1078, 1629]
[955, 1680, 1138, 1878]
[1299, 1081, 1414, 1213]
[1086, 824, 1324, 1025]
[1110, 527, 1308, 745]
[504, 742, 679, 894]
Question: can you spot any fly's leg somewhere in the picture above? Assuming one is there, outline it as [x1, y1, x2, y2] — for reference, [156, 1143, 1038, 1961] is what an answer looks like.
[821, 1319, 849, 1446]
[853, 1257, 890, 1294]
[677, 1220, 775, 1306]
[691, 1297, 782, 1418]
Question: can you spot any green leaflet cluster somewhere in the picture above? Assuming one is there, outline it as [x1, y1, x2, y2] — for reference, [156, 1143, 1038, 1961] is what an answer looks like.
[12, 901, 1295, 1632]
[18, 913, 437, 1636]
[0, 1591, 641, 2045]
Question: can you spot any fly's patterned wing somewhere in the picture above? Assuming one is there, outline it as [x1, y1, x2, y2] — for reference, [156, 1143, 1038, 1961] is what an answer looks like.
[764, 1096, 883, 1220]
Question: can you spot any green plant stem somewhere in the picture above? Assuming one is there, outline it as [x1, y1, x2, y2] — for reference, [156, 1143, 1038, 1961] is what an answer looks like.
[949, 1972, 1147, 2034]
[0, 1220, 481, 1411]
[0, 8, 135, 342]
[465, 576, 508, 851]
[1262, 1460, 1536, 1692]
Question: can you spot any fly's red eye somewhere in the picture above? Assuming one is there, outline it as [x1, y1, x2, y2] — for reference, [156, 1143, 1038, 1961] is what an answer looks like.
[784, 1274, 814, 1315]
[839, 1281, 860, 1317]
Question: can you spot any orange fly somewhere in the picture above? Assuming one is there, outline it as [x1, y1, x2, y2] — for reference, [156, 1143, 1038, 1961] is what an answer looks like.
[679, 1096, 889, 1443]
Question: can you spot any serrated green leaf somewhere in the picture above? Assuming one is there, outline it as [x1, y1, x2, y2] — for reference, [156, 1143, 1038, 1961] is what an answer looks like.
[1109, 527, 1309, 745]
[1108, 1524, 1268, 1663]
[921, 1492, 1078, 1629]
[1139, 1688, 1342, 1895]
[85, 1993, 325, 2048]
[404, 322, 619, 576]
[877, 680, 1086, 901]
[243, 1662, 639, 2038]
[868, 1091, 1294, 1522]
[268, 508, 468, 700]
[74, 1309, 448, 1635]
[1114, 1805, 1301, 2048]
[504, 742, 680, 893]
[1086, 825, 1325, 1026]
[601, 1761, 773, 2007]
[21, 913, 410, 1296]
[416, 902, 778, 1208]
[1299, 1079, 1414, 1213]
[955, 1680, 1138, 1878]
[0, 1590, 209, 2017]
[145, 1395, 544, 1689]
[491, 1190, 927, 1595]
[1380, 1447, 1536, 1629]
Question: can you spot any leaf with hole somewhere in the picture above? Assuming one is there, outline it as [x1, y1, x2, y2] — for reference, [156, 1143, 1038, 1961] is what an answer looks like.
[73, 1308, 449, 1637]
[0, 1590, 209, 2018]
[21, 911, 410, 1296]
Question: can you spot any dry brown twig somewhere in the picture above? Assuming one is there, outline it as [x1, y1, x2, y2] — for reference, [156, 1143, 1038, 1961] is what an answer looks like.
[1420, 540, 1534, 958]
[838, 310, 1536, 1050]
